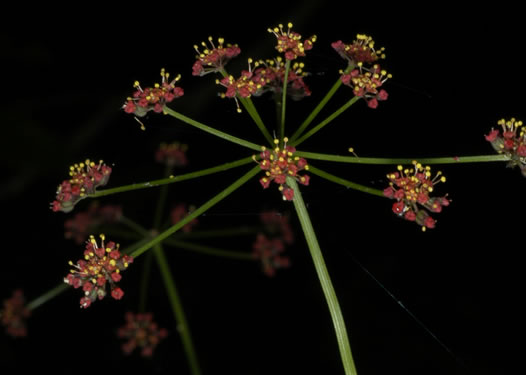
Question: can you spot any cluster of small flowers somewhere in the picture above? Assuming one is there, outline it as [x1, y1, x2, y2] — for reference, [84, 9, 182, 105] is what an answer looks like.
[170, 203, 198, 233]
[253, 210, 294, 277]
[156, 142, 189, 167]
[64, 202, 122, 244]
[117, 312, 168, 357]
[485, 118, 526, 176]
[64, 234, 133, 308]
[268, 22, 316, 61]
[383, 161, 450, 231]
[1, 290, 30, 337]
[51, 159, 112, 213]
[123, 69, 184, 117]
[332, 35, 391, 108]
[192, 37, 241, 76]
[251, 58, 311, 100]
[254, 138, 310, 201]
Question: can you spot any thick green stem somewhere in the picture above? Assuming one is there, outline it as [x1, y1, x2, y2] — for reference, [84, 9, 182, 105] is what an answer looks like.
[280, 60, 291, 144]
[163, 239, 254, 260]
[154, 244, 201, 375]
[296, 152, 510, 165]
[290, 96, 361, 147]
[308, 165, 384, 197]
[129, 166, 260, 259]
[288, 177, 357, 375]
[290, 67, 350, 143]
[90, 157, 254, 199]
[163, 106, 261, 151]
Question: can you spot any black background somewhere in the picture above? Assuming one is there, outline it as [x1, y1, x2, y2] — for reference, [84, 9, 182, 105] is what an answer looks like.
[1, 3, 524, 374]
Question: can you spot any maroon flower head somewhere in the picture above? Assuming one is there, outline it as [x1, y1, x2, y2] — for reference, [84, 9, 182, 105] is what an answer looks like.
[332, 34, 386, 66]
[170, 203, 198, 233]
[485, 118, 526, 176]
[123, 68, 184, 118]
[51, 159, 112, 213]
[259, 210, 294, 244]
[383, 161, 450, 231]
[254, 138, 309, 201]
[252, 234, 290, 277]
[64, 234, 133, 308]
[117, 312, 168, 357]
[251, 58, 311, 100]
[155, 142, 189, 167]
[268, 22, 316, 60]
[340, 64, 391, 108]
[1, 290, 30, 338]
[192, 37, 241, 76]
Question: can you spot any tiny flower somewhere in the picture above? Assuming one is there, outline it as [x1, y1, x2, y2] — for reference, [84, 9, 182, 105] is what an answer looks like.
[253, 138, 310, 201]
[332, 34, 386, 66]
[155, 142, 188, 167]
[51, 159, 112, 213]
[251, 58, 311, 100]
[485, 118, 526, 176]
[383, 161, 449, 231]
[252, 234, 290, 277]
[170, 203, 198, 232]
[64, 234, 133, 308]
[1, 290, 30, 338]
[64, 202, 122, 244]
[123, 68, 184, 118]
[192, 36, 241, 76]
[117, 312, 168, 357]
[268, 22, 316, 60]
[339, 64, 392, 108]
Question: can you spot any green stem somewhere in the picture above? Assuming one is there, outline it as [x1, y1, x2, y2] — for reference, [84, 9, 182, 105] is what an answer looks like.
[290, 67, 349, 143]
[90, 156, 254, 199]
[288, 177, 357, 375]
[153, 244, 201, 375]
[308, 165, 384, 197]
[120, 216, 151, 237]
[26, 284, 69, 311]
[129, 166, 260, 259]
[138, 252, 153, 313]
[290, 96, 361, 147]
[296, 152, 510, 165]
[163, 106, 261, 151]
[172, 226, 259, 240]
[163, 238, 254, 260]
[153, 164, 174, 229]
[280, 59, 291, 144]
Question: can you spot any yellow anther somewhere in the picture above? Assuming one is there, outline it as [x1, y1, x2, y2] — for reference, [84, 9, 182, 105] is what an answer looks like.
[283, 137, 289, 143]
[287, 22, 293, 28]
[397, 165, 403, 171]
[100, 234, 105, 241]
[109, 259, 116, 267]
[440, 176, 446, 182]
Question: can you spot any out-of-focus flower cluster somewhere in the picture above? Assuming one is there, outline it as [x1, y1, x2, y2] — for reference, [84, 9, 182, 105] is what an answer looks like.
[171, 203, 198, 233]
[51, 159, 112, 213]
[156, 142, 189, 168]
[1, 290, 30, 337]
[64, 234, 133, 308]
[64, 202, 122, 244]
[123, 69, 184, 117]
[253, 210, 294, 277]
[332, 34, 391, 108]
[255, 138, 310, 201]
[383, 161, 450, 231]
[485, 118, 526, 176]
[117, 312, 168, 357]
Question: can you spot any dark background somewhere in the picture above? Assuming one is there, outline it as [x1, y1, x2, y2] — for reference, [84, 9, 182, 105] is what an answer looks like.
[1, 3, 524, 374]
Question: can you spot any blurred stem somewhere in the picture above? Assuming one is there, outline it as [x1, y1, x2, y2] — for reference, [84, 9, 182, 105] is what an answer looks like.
[129, 166, 260, 259]
[154, 244, 201, 375]
[138, 252, 153, 313]
[290, 66, 350, 143]
[280, 59, 291, 145]
[308, 165, 384, 198]
[173, 226, 259, 240]
[163, 238, 254, 260]
[288, 177, 357, 375]
[90, 156, 254, 198]
[120, 216, 150, 237]
[290, 96, 360, 147]
[295, 152, 510, 165]
[163, 106, 261, 151]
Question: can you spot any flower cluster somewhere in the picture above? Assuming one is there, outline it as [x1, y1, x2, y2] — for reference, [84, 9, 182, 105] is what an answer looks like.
[117, 312, 168, 357]
[251, 58, 311, 100]
[64, 202, 122, 244]
[156, 142, 189, 167]
[192, 37, 241, 76]
[255, 138, 309, 201]
[383, 161, 450, 231]
[333, 35, 391, 108]
[123, 69, 184, 117]
[268, 22, 316, 60]
[51, 159, 112, 213]
[171, 203, 198, 233]
[1, 290, 30, 337]
[485, 118, 526, 176]
[64, 234, 133, 308]
[259, 210, 294, 245]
